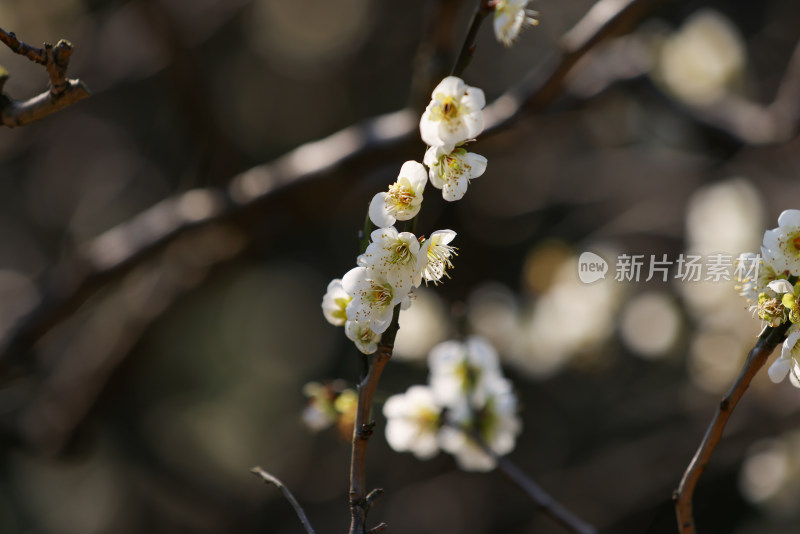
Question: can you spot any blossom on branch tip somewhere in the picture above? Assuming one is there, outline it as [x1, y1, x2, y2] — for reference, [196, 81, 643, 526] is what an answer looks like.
[762, 209, 800, 276]
[420, 76, 485, 153]
[419, 230, 457, 285]
[321, 278, 351, 326]
[383, 385, 442, 460]
[424, 145, 487, 201]
[369, 161, 427, 228]
[342, 266, 410, 334]
[493, 0, 539, 47]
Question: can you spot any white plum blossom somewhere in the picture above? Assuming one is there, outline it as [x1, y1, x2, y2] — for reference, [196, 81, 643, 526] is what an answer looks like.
[768, 328, 800, 387]
[369, 161, 427, 228]
[762, 209, 800, 276]
[493, 0, 539, 47]
[342, 266, 411, 334]
[439, 376, 522, 472]
[424, 145, 487, 201]
[419, 230, 457, 285]
[420, 76, 485, 153]
[321, 279, 351, 326]
[383, 385, 442, 460]
[345, 320, 382, 355]
[359, 227, 422, 288]
[428, 336, 504, 408]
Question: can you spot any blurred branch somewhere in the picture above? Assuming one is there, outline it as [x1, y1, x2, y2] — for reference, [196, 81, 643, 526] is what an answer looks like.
[251, 467, 317, 534]
[673, 320, 794, 534]
[0, 27, 90, 127]
[0, 0, 660, 370]
[492, 452, 597, 534]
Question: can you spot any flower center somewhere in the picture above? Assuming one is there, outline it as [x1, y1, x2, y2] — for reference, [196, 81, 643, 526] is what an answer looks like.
[431, 94, 460, 122]
[387, 182, 415, 213]
[789, 230, 800, 258]
[366, 280, 393, 306]
[390, 242, 413, 265]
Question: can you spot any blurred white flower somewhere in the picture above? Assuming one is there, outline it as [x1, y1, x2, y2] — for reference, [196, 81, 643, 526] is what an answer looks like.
[321, 278, 351, 326]
[439, 377, 521, 472]
[657, 9, 745, 106]
[383, 385, 442, 460]
[762, 209, 800, 277]
[740, 433, 800, 514]
[359, 227, 422, 288]
[369, 161, 428, 228]
[428, 336, 503, 408]
[342, 266, 410, 334]
[493, 0, 539, 47]
[420, 76, 485, 153]
[419, 230, 457, 285]
[423, 145, 487, 201]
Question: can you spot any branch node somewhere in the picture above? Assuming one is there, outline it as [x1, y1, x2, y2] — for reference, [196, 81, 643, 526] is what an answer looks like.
[359, 421, 376, 439]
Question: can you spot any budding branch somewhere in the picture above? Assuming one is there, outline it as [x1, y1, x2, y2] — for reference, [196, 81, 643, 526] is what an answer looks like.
[0, 26, 90, 127]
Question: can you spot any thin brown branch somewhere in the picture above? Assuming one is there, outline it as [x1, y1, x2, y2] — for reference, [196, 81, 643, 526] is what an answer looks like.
[251, 467, 317, 534]
[409, 0, 463, 110]
[0, 26, 90, 127]
[450, 0, 493, 78]
[673, 321, 793, 533]
[0, 0, 661, 370]
[348, 337, 395, 534]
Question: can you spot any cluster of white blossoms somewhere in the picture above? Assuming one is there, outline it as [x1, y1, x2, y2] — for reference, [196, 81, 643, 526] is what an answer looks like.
[322, 76, 489, 354]
[383, 336, 521, 472]
[737, 210, 800, 386]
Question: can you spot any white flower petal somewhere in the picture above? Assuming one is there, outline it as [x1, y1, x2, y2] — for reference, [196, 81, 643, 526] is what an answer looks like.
[369, 192, 395, 228]
[399, 160, 428, 189]
[777, 209, 800, 228]
[434, 76, 464, 96]
[341, 267, 367, 295]
[781, 330, 800, 360]
[768, 279, 794, 294]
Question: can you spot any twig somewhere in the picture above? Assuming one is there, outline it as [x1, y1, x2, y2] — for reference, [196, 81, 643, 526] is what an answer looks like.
[0, 0, 660, 370]
[458, 422, 597, 534]
[493, 453, 597, 534]
[251, 467, 317, 534]
[450, 0, 493, 78]
[0, 27, 90, 127]
[348, 308, 400, 534]
[673, 320, 794, 533]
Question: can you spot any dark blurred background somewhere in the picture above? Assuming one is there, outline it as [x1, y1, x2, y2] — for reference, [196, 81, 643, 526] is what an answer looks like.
[1, 0, 800, 532]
